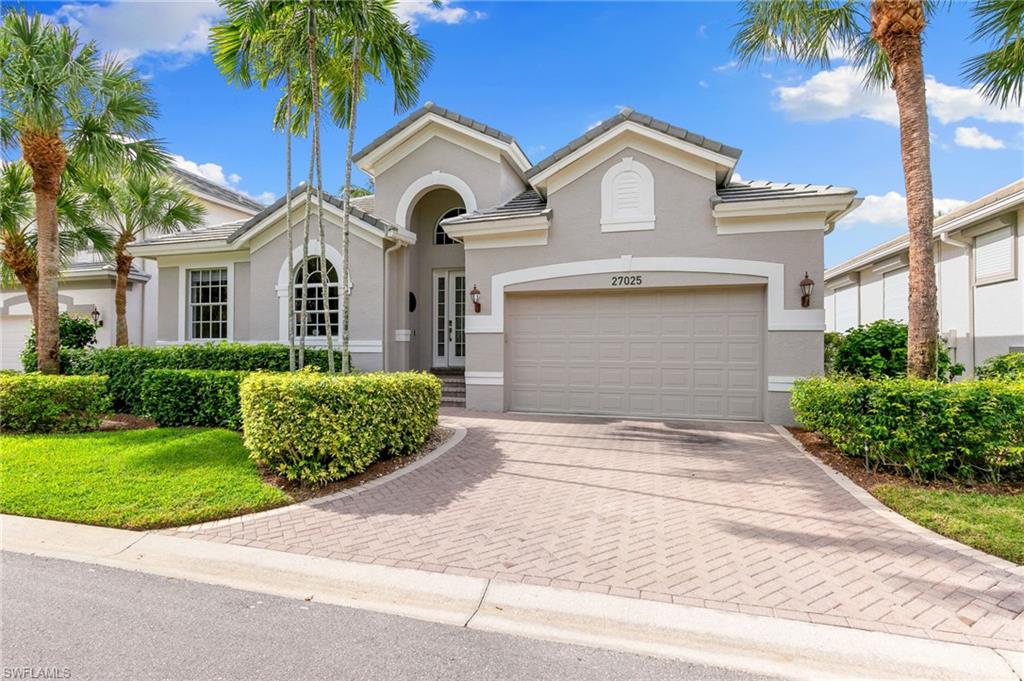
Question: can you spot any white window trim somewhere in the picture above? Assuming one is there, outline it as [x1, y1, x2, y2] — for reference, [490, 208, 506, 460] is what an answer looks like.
[178, 264, 234, 342]
[275, 240, 345, 342]
[973, 223, 1017, 287]
[600, 157, 656, 233]
[394, 171, 478, 228]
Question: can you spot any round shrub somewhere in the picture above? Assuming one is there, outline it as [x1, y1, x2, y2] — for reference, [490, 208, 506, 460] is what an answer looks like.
[20, 312, 99, 370]
[0, 374, 111, 433]
[240, 371, 442, 485]
[976, 352, 1024, 382]
[832, 319, 963, 382]
[792, 376, 1024, 482]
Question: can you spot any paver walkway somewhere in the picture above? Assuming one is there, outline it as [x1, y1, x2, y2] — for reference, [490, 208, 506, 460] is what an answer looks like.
[173, 411, 1024, 650]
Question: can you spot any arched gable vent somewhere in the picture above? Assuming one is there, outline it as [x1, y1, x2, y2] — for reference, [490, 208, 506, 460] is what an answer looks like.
[600, 157, 655, 232]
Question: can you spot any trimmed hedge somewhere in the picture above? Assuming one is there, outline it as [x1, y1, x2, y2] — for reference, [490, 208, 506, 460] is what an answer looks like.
[792, 376, 1024, 482]
[976, 352, 1024, 382]
[0, 374, 111, 433]
[241, 371, 441, 485]
[24, 343, 344, 413]
[140, 369, 246, 429]
[831, 319, 963, 381]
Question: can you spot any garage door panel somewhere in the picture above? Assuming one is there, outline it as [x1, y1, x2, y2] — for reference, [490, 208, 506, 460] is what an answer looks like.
[506, 287, 763, 421]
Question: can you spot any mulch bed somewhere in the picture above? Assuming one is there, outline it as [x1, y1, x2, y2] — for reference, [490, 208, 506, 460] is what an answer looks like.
[262, 425, 456, 503]
[788, 427, 1024, 496]
[100, 413, 158, 431]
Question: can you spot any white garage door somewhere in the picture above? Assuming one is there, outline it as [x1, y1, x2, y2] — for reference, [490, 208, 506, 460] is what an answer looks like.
[506, 286, 764, 421]
[0, 316, 32, 371]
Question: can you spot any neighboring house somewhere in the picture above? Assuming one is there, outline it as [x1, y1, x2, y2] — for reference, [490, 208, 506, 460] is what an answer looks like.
[0, 167, 263, 370]
[824, 179, 1024, 375]
[130, 103, 859, 424]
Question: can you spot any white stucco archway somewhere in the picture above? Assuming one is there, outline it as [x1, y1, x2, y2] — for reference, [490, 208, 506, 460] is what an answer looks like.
[394, 171, 478, 228]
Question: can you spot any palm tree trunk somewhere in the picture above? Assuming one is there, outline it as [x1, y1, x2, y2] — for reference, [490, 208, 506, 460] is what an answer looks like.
[340, 36, 360, 375]
[114, 251, 133, 345]
[298, 150, 313, 369]
[286, 68, 296, 372]
[309, 11, 334, 373]
[1, 238, 39, 332]
[872, 0, 937, 378]
[20, 131, 66, 374]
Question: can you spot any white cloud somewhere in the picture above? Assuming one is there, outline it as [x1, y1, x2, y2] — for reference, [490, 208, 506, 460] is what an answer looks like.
[954, 126, 1006, 150]
[698, 80, 709, 89]
[49, 1, 224, 66]
[731, 171, 743, 183]
[171, 155, 273, 205]
[839, 191, 969, 228]
[775, 65, 1024, 126]
[712, 60, 739, 73]
[393, 1, 484, 29]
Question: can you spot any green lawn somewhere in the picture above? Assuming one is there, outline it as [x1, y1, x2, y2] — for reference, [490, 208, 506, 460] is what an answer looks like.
[0, 428, 292, 530]
[873, 485, 1024, 564]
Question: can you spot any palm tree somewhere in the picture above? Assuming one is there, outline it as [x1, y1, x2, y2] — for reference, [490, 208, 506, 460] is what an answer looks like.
[83, 169, 205, 345]
[318, 0, 433, 373]
[0, 10, 166, 373]
[0, 160, 111, 333]
[211, 0, 303, 370]
[732, 0, 1023, 379]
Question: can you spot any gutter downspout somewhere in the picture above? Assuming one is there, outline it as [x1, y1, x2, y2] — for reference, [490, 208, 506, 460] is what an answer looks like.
[939, 232, 973, 374]
[383, 233, 405, 372]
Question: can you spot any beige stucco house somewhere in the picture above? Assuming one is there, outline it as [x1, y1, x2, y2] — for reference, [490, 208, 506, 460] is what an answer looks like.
[825, 179, 1024, 374]
[130, 104, 860, 424]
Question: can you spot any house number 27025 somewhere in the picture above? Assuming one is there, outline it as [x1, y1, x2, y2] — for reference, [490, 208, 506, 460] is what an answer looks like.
[611, 275, 643, 286]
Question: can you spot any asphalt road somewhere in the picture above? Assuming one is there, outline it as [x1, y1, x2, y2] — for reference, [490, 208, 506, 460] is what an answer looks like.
[1, 552, 773, 681]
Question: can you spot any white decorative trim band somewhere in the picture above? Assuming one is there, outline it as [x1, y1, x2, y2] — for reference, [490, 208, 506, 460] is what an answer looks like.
[395, 329, 412, 342]
[395, 171, 478, 228]
[768, 376, 802, 392]
[465, 371, 504, 386]
[465, 255, 825, 333]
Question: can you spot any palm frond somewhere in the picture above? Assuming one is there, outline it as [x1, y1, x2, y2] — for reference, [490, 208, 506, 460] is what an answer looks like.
[964, 0, 1024, 106]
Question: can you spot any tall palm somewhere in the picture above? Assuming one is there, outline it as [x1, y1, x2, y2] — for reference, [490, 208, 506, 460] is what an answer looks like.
[0, 160, 111, 332]
[83, 169, 205, 345]
[211, 0, 304, 370]
[0, 9, 166, 373]
[320, 0, 433, 373]
[732, 0, 1023, 379]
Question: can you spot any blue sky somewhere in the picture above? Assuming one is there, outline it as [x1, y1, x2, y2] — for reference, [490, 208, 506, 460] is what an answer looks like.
[13, 1, 1024, 266]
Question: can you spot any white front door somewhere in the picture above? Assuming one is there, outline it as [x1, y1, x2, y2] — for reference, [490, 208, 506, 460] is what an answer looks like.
[433, 269, 466, 368]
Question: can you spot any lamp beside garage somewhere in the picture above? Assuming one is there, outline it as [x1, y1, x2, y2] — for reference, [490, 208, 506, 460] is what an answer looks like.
[90, 305, 103, 327]
[800, 272, 814, 308]
[469, 285, 481, 313]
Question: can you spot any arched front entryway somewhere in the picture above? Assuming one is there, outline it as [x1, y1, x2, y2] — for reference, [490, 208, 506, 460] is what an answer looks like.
[406, 187, 467, 371]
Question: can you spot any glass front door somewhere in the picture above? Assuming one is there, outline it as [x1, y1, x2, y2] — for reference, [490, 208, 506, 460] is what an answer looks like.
[433, 269, 466, 368]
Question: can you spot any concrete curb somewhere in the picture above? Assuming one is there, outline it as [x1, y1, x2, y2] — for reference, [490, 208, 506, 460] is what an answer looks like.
[771, 425, 1024, 577]
[4, 514, 1020, 681]
[173, 425, 468, 532]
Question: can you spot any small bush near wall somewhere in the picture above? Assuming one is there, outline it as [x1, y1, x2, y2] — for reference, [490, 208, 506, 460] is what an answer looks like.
[0, 374, 111, 433]
[976, 352, 1024, 382]
[241, 371, 441, 485]
[25, 343, 344, 414]
[140, 369, 246, 430]
[20, 313, 99, 368]
[831, 320, 963, 382]
[824, 331, 844, 374]
[792, 376, 1024, 482]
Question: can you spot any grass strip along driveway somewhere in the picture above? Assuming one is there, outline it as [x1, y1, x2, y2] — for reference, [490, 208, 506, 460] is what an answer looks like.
[873, 485, 1024, 564]
[0, 429, 290, 529]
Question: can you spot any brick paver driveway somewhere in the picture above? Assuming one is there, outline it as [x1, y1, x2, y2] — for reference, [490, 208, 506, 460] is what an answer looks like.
[175, 411, 1024, 650]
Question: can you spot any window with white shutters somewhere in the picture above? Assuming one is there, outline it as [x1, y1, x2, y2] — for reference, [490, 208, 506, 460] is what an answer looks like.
[834, 285, 859, 333]
[883, 268, 909, 322]
[974, 226, 1015, 285]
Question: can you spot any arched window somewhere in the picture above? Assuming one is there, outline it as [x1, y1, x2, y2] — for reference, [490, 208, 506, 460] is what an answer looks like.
[435, 207, 466, 245]
[294, 257, 339, 337]
[600, 157, 655, 232]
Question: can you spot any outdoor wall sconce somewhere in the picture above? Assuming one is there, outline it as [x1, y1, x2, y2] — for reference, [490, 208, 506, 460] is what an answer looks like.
[90, 305, 103, 327]
[799, 272, 815, 308]
[470, 285, 482, 313]
[345, 276, 354, 297]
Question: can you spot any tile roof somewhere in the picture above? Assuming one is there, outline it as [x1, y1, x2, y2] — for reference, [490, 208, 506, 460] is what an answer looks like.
[226, 187, 393, 243]
[442, 190, 547, 224]
[714, 180, 857, 204]
[131, 220, 247, 247]
[171, 167, 265, 212]
[526, 108, 742, 180]
[353, 102, 518, 162]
